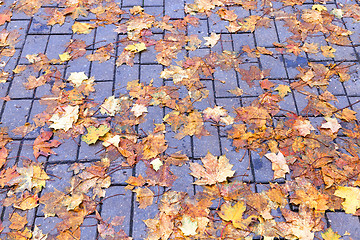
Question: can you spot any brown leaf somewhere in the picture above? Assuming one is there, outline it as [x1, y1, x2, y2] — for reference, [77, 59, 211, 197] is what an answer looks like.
[33, 129, 61, 159]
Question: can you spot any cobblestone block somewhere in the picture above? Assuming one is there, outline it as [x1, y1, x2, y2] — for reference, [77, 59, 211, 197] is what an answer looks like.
[19, 35, 49, 64]
[251, 151, 277, 183]
[91, 60, 116, 81]
[165, 0, 185, 18]
[101, 186, 132, 235]
[165, 127, 192, 156]
[326, 212, 360, 240]
[51, 20, 74, 34]
[42, 164, 73, 193]
[2, 100, 32, 137]
[212, 33, 233, 52]
[170, 163, 194, 195]
[72, 29, 96, 46]
[48, 137, 80, 162]
[208, 14, 228, 33]
[232, 33, 255, 53]
[254, 21, 278, 47]
[141, 36, 163, 63]
[193, 123, 221, 158]
[214, 69, 239, 97]
[34, 217, 62, 235]
[65, 50, 93, 76]
[115, 64, 140, 95]
[140, 64, 163, 87]
[6, 20, 30, 47]
[143, 6, 164, 16]
[274, 20, 294, 43]
[80, 218, 98, 240]
[123, 0, 143, 6]
[95, 25, 118, 49]
[9, 71, 34, 99]
[132, 200, 159, 240]
[221, 137, 253, 182]
[188, 19, 208, 38]
[260, 54, 287, 79]
[45, 34, 72, 60]
[28, 18, 51, 34]
[78, 141, 103, 160]
[138, 106, 164, 131]
[283, 55, 306, 79]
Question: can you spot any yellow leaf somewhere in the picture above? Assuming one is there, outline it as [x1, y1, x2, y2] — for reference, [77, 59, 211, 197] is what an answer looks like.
[81, 125, 110, 145]
[150, 158, 163, 171]
[321, 228, 342, 240]
[49, 105, 79, 132]
[204, 32, 220, 48]
[218, 201, 254, 229]
[312, 4, 327, 11]
[275, 84, 291, 98]
[59, 52, 71, 62]
[125, 42, 147, 53]
[265, 151, 290, 179]
[321, 46, 336, 58]
[72, 22, 94, 34]
[334, 186, 360, 214]
[68, 72, 88, 87]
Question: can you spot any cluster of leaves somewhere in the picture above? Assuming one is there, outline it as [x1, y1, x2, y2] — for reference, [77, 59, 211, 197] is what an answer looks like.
[0, 0, 360, 239]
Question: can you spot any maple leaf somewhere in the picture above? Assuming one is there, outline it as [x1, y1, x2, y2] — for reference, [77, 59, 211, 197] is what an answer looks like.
[142, 133, 167, 160]
[265, 151, 290, 179]
[33, 129, 61, 159]
[321, 228, 342, 240]
[203, 105, 227, 122]
[14, 194, 39, 210]
[218, 201, 255, 230]
[68, 72, 88, 87]
[49, 105, 79, 132]
[32, 225, 48, 240]
[334, 186, 360, 214]
[335, 108, 357, 122]
[275, 84, 291, 98]
[228, 87, 244, 96]
[321, 46, 336, 58]
[9, 212, 27, 230]
[9, 163, 49, 193]
[81, 125, 110, 145]
[59, 52, 71, 62]
[124, 42, 147, 53]
[190, 152, 235, 185]
[293, 119, 315, 137]
[131, 103, 148, 117]
[151, 158, 163, 171]
[321, 117, 341, 133]
[23, 75, 47, 90]
[278, 207, 322, 240]
[100, 96, 120, 116]
[204, 32, 220, 48]
[134, 187, 154, 209]
[72, 22, 94, 34]
[179, 216, 198, 236]
[302, 42, 319, 54]
[0, 10, 11, 26]
[237, 66, 270, 87]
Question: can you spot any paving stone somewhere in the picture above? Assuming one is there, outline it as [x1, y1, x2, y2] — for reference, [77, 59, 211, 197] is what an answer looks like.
[326, 212, 360, 240]
[100, 186, 132, 235]
[212, 33, 233, 52]
[165, 0, 185, 18]
[140, 64, 163, 86]
[48, 137, 80, 162]
[91, 60, 116, 81]
[251, 151, 278, 183]
[169, 163, 195, 195]
[2, 100, 32, 137]
[144, 0, 164, 6]
[45, 34, 72, 60]
[78, 141, 103, 160]
[94, 25, 118, 49]
[254, 20, 278, 48]
[138, 106, 164, 131]
[19, 35, 49, 64]
[188, 19, 208, 39]
[165, 127, 192, 156]
[193, 123, 221, 158]
[220, 137, 253, 182]
[115, 64, 140, 95]
[65, 50, 93, 76]
[283, 55, 306, 79]
[6, 20, 30, 47]
[260, 54, 288, 79]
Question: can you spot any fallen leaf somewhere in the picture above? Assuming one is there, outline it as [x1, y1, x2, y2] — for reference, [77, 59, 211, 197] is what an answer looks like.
[179, 216, 198, 236]
[151, 158, 163, 171]
[131, 104, 148, 117]
[321, 228, 342, 240]
[82, 125, 110, 144]
[334, 186, 360, 214]
[265, 151, 290, 179]
[72, 22, 94, 34]
[204, 32, 220, 48]
[33, 129, 61, 159]
[134, 187, 154, 209]
[275, 84, 291, 98]
[68, 72, 88, 87]
[190, 152, 235, 185]
[49, 105, 79, 132]
[321, 117, 341, 133]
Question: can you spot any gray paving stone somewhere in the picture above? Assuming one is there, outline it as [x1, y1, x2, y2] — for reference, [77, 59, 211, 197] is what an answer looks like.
[2, 100, 32, 136]
[91, 60, 116, 81]
[45, 34, 72, 60]
[326, 212, 360, 240]
[254, 20, 278, 48]
[19, 35, 49, 64]
[251, 151, 278, 183]
[101, 186, 132, 236]
[169, 163, 194, 195]
[140, 64, 163, 87]
[48, 137, 80, 162]
[193, 123, 221, 158]
[5, 20, 30, 47]
[115, 64, 140, 95]
[78, 141, 103, 160]
[260, 54, 288, 79]
[165, 0, 185, 18]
